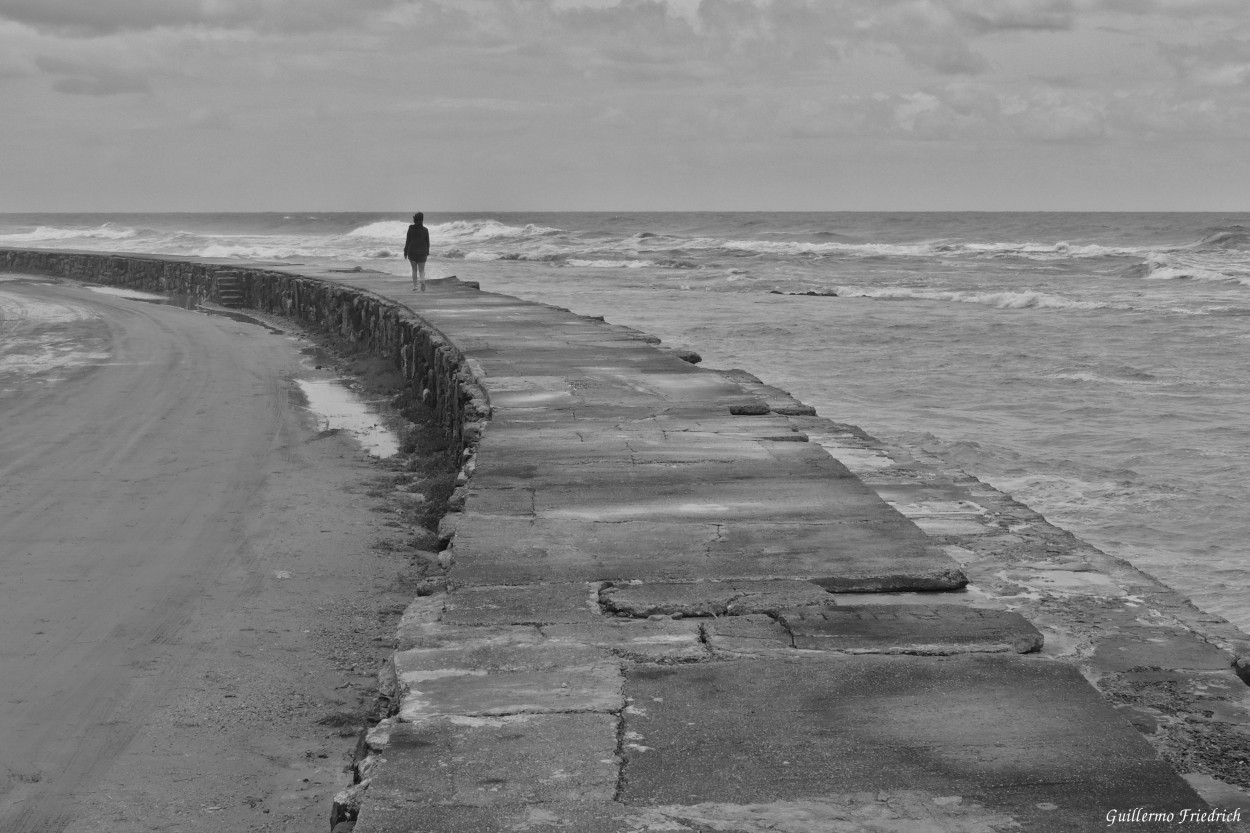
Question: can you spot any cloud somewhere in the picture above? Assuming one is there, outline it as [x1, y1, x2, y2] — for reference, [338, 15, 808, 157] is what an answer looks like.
[1001, 89, 1108, 141]
[1163, 38, 1250, 87]
[187, 105, 232, 129]
[1092, 0, 1245, 16]
[896, 34, 988, 74]
[0, 0, 405, 36]
[52, 73, 149, 95]
[858, 3, 989, 75]
[378, 1, 987, 80]
[0, 52, 33, 80]
[946, 0, 1075, 33]
[760, 81, 1116, 144]
[34, 54, 151, 95]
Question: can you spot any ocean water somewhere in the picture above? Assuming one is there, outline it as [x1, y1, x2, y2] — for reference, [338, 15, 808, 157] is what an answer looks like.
[3, 211, 1248, 630]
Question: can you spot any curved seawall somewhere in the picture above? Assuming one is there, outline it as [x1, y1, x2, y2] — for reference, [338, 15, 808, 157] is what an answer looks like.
[4, 248, 1250, 831]
[0, 248, 489, 462]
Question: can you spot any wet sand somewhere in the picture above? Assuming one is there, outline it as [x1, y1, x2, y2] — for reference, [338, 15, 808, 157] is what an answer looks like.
[0, 279, 430, 831]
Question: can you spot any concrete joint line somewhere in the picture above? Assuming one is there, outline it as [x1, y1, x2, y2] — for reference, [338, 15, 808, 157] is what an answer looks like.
[611, 705, 629, 802]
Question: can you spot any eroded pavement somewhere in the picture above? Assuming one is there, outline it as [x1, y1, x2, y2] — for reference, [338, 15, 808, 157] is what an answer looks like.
[303, 272, 1250, 832]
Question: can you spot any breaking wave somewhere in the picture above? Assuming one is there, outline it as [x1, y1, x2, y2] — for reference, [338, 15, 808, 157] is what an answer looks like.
[691, 238, 1138, 260]
[1191, 225, 1250, 251]
[1132, 252, 1250, 286]
[344, 220, 411, 241]
[566, 259, 647, 269]
[842, 286, 1108, 311]
[191, 243, 316, 259]
[0, 223, 141, 243]
[346, 218, 562, 244]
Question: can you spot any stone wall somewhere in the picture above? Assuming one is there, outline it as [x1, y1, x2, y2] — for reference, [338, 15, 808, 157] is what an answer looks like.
[0, 248, 490, 458]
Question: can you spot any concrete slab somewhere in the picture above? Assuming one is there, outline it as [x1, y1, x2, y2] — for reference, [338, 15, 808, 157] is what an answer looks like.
[354, 801, 628, 833]
[717, 368, 820, 415]
[467, 444, 861, 499]
[392, 627, 607, 673]
[601, 579, 834, 618]
[532, 474, 902, 523]
[645, 413, 811, 441]
[473, 435, 854, 475]
[356, 715, 619, 828]
[913, 517, 997, 536]
[702, 614, 795, 656]
[620, 656, 1222, 831]
[778, 604, 1044, 654]
[355, 794, 1037, 833]
[392, 619, 514, 651]
[408, 714, 614, 800]
[392, 618, 704, 667]
[1091, 631, 1233, 673]
[396, 661, 623, 722]
[441, 582, 605, 626]
[448, 514, 967, 591]
[542, 620, 707, 663]
[446, 515, 715, 585]
[709, 524, 967, 592]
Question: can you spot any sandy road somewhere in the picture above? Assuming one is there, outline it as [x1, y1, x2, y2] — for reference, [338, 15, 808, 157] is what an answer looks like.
[0, 278, 407, 832]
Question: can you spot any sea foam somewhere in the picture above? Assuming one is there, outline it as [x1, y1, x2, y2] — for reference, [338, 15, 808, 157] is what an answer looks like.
[842, 286, 1107, 311]
[0, 223, 140, 243]
[1137, 252, 1250, 286]
[345, 219, 561, 243]
[696, 238, 1139, 260]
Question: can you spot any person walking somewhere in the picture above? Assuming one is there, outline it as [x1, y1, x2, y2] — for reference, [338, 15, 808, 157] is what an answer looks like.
[404, 212, 430, 291]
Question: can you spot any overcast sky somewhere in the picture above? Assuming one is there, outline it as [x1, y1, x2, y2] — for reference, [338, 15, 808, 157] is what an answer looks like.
[2, 0, 1249, 212]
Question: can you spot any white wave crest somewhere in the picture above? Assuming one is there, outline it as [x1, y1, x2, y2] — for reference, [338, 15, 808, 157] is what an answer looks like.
[843, 286, 1106, 310]
[713, 239, 933, 257]
[697, 238, 1138, 260]
[345, 220, 410, 241]
[0, 223, 139, 243]
[191, 244, 311, 259]
[345, 218, 561, 246]
[1045, 371, 1162, 387]
[1139, 251, 1250, 285]
[433, 219, 562, 242]
[566, 259, 647, 268]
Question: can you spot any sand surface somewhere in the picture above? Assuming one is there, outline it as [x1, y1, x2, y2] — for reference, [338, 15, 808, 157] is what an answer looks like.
[0, 280, 416, 832]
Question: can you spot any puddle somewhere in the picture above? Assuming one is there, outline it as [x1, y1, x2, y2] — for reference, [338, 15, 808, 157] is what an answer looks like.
[299, 345, 335, 368]
[294, 378, 400, 458]
[88, 286, 170, 302]
[200, 307, 285, 333]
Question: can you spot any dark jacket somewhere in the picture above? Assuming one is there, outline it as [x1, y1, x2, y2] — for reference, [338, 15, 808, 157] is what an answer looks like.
[404, 224, 430, 260]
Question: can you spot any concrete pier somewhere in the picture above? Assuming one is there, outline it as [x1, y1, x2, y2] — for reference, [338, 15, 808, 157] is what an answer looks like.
[3, 251, 1248, 832]
[330, 279, 1236, 832]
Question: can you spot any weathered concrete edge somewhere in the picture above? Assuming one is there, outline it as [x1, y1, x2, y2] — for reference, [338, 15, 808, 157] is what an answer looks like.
[781, 412, 1250, 810]
[715, 368, 1250, 807]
